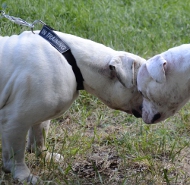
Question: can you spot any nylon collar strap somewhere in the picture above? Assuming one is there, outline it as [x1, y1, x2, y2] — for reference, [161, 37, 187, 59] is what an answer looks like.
[39, 25, 84, 90]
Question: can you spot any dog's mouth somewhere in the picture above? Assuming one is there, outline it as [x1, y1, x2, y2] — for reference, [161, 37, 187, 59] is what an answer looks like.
[132, 109, 142, 118]
[120, 108, 142, 118]
[113, 107, 142, 118]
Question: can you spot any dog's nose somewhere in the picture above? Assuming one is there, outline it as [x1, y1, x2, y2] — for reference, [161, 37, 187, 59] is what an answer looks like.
[151, 113, 161, 123]
[132, 109, 142, 118]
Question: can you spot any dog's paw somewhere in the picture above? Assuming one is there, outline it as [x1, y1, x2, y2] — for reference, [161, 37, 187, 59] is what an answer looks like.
[13, 174, 41, 185]
[26, 174, 41, 185]
[42, 151, 64, 163]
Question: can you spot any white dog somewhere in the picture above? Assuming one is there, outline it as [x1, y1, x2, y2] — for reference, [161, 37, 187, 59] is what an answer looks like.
[137, 44, 190, 124]
[0, 30, 145, 183]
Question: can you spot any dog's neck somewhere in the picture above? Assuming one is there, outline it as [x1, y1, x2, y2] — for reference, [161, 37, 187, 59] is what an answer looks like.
[57, 32, 116, 87]
[56, 31, 123, 107]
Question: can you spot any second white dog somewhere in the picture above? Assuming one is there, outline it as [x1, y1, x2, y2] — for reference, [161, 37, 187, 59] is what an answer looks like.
[137, 44, 190, 124]
[0, 30, 145, 183]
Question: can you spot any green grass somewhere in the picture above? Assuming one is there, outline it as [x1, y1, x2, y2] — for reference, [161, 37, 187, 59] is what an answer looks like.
[1, 0, 190, 184]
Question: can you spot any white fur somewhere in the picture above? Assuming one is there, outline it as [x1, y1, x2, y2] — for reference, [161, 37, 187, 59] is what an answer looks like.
[0, 31, 145, 183]
[137, 44, 190, 124]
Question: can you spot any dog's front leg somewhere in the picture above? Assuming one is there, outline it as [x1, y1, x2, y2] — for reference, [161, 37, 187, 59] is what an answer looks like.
[27, 120, 63, 162]
[2, 121, 39, 184]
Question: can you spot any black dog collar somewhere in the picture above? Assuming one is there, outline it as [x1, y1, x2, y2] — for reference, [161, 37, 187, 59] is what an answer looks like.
[39, 25, 84, 90]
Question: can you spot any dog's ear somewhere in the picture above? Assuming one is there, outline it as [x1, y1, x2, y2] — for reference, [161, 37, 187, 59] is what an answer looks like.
[146, 55, 167, 83]
[109, 55, 134, 88]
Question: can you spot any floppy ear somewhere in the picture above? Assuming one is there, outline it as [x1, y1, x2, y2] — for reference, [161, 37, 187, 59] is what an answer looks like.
[146, 55, 167, 83]
[109, 55, 134, 88]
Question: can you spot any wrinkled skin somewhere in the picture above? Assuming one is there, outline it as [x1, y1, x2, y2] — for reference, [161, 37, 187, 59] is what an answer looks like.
[137, 44, 190, 124]
[0, 31, 145, 183]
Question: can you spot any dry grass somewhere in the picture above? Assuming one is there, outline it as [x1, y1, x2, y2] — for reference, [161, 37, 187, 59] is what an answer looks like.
[1, 95, 190, 184]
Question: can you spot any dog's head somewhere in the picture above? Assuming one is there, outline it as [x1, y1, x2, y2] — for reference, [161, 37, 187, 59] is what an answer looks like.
[102, 52, 146, 118]
[137, 52, 190, 124]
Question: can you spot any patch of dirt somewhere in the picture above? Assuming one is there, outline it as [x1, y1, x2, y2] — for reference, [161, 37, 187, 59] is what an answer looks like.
[71, 145, 150, 185]
[72, 146, 121, 178]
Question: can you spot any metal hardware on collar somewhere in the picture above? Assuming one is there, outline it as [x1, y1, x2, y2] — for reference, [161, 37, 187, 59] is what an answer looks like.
[1, 11, 84, 90]
[39, 25, 84, 90]
[0, 10, 34, 28]
[0, 10, 45, 33]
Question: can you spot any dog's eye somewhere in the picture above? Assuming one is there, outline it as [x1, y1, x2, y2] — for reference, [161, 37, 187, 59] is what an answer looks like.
[139, 90, 143, 96]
